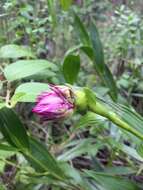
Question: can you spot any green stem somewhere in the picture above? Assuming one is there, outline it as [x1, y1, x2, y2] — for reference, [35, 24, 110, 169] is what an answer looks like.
[89, 101, 143, 141]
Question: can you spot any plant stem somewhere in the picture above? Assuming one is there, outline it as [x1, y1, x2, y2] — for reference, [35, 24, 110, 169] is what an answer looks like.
[88, 101, 143, 141]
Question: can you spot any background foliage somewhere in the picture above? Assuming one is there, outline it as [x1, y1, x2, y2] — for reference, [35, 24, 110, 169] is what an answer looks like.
[0, 0, 143, 189]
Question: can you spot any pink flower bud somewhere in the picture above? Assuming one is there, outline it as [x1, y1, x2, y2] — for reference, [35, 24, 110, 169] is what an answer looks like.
[32, 85, 74, 120]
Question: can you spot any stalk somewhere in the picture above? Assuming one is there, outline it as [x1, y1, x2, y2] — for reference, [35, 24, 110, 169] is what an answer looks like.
[89, 101, 143, 141]
[75, 88, 143, 141]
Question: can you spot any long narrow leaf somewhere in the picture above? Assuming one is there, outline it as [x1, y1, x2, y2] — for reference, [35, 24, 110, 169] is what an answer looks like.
[0, 107, 29, 150]
[0, 107, 66, 181]
[74, 13, 90, 45]
[73, 14, 117, 101]
[103, 65, 118, 101]
[25, 137, 66, 180]
[85, 170, 140, 190]
[89, 22, 117, 101]
[89, 22, 105, 73]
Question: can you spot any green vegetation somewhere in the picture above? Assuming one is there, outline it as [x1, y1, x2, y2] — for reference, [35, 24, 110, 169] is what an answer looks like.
[0, 0, 143, 189]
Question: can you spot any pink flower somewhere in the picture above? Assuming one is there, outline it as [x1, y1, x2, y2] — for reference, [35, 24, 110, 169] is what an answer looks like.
[32, 85, 74, 120]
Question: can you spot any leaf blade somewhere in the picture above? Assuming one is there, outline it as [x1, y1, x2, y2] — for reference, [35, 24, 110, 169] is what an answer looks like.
[63, 54, 80, 84]
[85, 170, 140, 190]
[11, 82, 50, 103]
[25, 137, 66, 180]
[74, 13, 90, 45]
[89, 22, 117, 101]
[0, 107, 29, 150]
[89, 22, 105, 73]
[4, 60, 57, 81]
[0, 44, 34, 58]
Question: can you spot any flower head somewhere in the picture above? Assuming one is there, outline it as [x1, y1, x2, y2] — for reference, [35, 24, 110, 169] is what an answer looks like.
[32, 85, 74, 120]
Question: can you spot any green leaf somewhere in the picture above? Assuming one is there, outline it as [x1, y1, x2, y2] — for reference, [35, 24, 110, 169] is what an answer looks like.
[58, 139, 101, 161]
[104, 167, 136, 175]
[122, 145, 143, 162]
[85, 170, 140, 190]
[84, 87, 96, 106]
[0, 44, 34, 58]
[65, 44, 93, 60]
[120, 105, 143, 135]
[97, 97, 143, 142]
[10, 92, 26, 107]
[63, 54, 80, 84]
[65, 44, 83, 55]
[75, 111, 98, 129]
[61, 163, 93, 190]
[73, 17, 117, 101]
[0, 108, 66, 180]
[0, 107, 29, 150]
[103, 65, 117, 101]
[0, 143, 19, 152]
[4, 59, 57, 81]
[89, 22, 105, 73]
[137, 143, 143, 158]
[89, 22, 117, 101]
[74, 13, 90, 45]
[80, 46, 94, 60]
[60, 0, 73, 10]
[104, 100, 143, 136]
[11, 82, 50, 103]
[25, 137, 66, 180]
